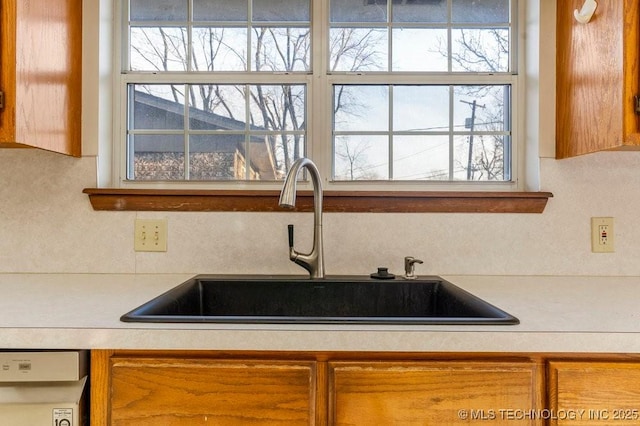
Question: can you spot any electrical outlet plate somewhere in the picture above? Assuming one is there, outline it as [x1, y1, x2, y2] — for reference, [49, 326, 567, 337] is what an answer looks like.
[134, 219, 168, 252]
[591, 217, 614, 253]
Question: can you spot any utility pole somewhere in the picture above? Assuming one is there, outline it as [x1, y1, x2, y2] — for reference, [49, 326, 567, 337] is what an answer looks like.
[461, 99, 485, 180]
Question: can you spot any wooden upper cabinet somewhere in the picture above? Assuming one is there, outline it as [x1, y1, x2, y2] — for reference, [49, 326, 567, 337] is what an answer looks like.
[0, 0, 82, 156]
[556, 0, 640, 158]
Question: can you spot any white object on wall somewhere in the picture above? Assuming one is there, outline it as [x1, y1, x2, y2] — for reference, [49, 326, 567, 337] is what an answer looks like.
[574, 0, 597, 24]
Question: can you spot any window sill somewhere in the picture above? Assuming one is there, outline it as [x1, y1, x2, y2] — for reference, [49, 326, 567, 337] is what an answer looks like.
[83, 188, 553, 213]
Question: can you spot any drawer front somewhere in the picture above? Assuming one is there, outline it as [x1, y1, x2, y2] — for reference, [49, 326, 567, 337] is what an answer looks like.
[110, 357, 317, 426]
[330, 360, 541, 425]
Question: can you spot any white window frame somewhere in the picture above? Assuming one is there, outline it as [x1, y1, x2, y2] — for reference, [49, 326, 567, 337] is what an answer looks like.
[100, 0, 532, 192]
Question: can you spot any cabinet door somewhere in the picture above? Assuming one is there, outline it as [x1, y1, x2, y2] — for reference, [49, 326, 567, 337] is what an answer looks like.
[0, 0, 82, 155]
[556, 0, 640, 158]
[108, 356, 318, 426]
[548, 361, 640, 426]
[329, 360, 542, 425]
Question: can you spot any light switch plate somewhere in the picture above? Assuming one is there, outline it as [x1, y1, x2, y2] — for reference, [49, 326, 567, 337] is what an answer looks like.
[134, 219, 168, 252]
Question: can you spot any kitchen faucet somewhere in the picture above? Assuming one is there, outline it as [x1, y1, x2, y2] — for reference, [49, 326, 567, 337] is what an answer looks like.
[278, 157, 325, 279]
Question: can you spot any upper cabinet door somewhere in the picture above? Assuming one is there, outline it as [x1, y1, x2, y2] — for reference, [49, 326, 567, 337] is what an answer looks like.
[0, 0, 82, 156]
[556, 0, 640, 158]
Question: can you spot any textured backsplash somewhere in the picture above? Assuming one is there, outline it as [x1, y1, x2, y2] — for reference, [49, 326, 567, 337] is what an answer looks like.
[1, 149, 640, 276]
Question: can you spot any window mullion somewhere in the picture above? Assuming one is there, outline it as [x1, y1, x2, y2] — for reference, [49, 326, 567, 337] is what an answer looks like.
[448, 85, 454, 180]
[184, 84, 190, 180]
[312, 0, 330, 181]
[245, 83, 251, 180]
[187, 0, 193, 72]
[388, 85, 394, 180]
[447, 0, 453, 73]
[247, 0, 253, 72]
[125, 84, 134, 180]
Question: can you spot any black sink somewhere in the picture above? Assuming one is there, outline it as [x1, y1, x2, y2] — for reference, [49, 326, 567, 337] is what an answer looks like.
[121, 275, 518, 325]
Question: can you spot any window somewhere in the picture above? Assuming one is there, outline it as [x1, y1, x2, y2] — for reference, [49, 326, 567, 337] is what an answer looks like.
[116, 0, 519, 191]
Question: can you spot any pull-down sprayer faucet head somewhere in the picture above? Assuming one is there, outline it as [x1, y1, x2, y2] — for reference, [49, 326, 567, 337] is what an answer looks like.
[279, 157, 316, 208]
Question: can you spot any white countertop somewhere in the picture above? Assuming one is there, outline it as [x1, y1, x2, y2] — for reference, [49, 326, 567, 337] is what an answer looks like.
[1, 273, 639, 353]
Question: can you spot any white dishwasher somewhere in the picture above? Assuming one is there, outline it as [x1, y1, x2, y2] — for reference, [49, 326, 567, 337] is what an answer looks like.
[0, 351, 87, 426]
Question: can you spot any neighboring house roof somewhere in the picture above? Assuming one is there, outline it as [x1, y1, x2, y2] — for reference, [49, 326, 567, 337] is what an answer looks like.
[132, 90, 277, 180]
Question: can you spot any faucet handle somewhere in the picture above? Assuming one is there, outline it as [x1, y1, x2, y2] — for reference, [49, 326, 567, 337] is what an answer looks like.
[288, 224, 294, 248]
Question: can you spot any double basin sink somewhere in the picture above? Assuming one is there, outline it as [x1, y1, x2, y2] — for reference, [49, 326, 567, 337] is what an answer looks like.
[121, 275, 518, 325]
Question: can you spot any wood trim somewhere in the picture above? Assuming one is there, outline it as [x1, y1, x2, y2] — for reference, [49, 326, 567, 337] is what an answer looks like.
[622, 0, 640, 146]
[90, 349, 114, 426]
[316, 361, 328, 426]
[92, 350, 640, 363]
[82, 188, 553, 213]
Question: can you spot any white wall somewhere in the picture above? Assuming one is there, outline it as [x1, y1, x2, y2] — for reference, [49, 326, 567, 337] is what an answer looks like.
[1, 148, 640, 276]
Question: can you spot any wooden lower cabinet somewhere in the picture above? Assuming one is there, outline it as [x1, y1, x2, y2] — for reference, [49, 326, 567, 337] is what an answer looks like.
[91, 351, 320, 426]
[91, 351, 545, 426]
[548, 360, 640, 426]
[329, 361, 542, 425]
[93, 352, 640, 426]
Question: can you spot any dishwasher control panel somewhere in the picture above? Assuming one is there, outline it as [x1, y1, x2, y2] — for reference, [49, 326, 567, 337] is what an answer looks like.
[0, 351, 85, 382]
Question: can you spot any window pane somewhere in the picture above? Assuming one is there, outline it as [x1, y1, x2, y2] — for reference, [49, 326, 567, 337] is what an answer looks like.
[128, 82, 306, 182]
[392, 29, 447, 72]
[189, 134, 246, 180]
[193, 0, 247, 21]
[130, 0, 187, 21]
[451, 29, 509, 72]
[334, 135, 389, 180]
[331, 0, 387, 23]
[249, 85, 306, 131]
[189, 85, 246, 130]
[330, 28, 388, 72]
[453, 134, 506, 181]
[131, 85, 185, 130]
[253, 0, 310, 22]
[453, 85, 510, 182]
[393, 86, 449, 132]
[452, 0, 510, 24]
[248, 85, 306, 178]
[393, 135, 450, 180]
[252, 27, 311, 72]
[453, 85, 509, 133]
[274, 135, 306, 179]
[332, 84, 511, 182]
[187, 134, 297, 181]
[334, 85, 389, 132]
[130, 27, 188, 71]
[131, 134, 185, 180]
[393, 1, 447, 23]
[192, 27, 247, 71]
[187, 133, 303, 181]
